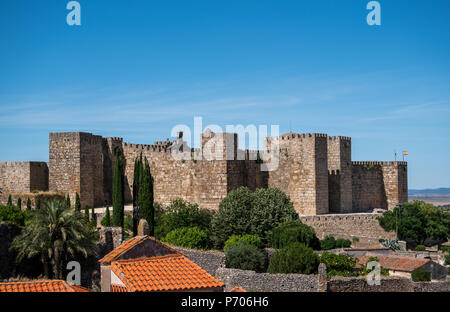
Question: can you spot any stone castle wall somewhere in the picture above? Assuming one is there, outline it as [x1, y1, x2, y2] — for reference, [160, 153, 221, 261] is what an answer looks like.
[0, 130, 406, 215]
[0, 161, 48, 193]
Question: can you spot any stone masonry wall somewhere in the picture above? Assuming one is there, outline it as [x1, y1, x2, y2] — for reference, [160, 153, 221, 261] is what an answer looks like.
[0, 162, 48, 193]
[300, 213, 396, 246]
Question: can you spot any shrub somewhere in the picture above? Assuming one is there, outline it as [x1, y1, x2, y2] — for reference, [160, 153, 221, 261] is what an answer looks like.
[225, 242, 266, 272]
[320, 252, 357, 277]
[211, 187, 298, 248]
[224, 234, 262, 252]
[415, 245, 426, 251]
[269, 220, 320, 250]
[412, 270, 431, 282]
[0, 204, 27, 226]
[155, 199, 213, 239]
[267, 242, 320, 274]
[352, 237, 360, 243]
[320, 236, 336, 250]
[101, 206, 112, 227]
[335, 238, 352, 248]
[163, 227, 210, 249]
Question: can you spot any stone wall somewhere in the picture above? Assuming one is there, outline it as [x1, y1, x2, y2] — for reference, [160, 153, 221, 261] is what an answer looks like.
[171, 246, 226, 276]
[0, 161, 48, 193]
[215, 267, 321, 292]
[300, 213, 396, 246]
[328, 276, 450, 292]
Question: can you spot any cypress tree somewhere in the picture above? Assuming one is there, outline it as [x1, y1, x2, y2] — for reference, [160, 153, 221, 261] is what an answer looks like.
[66, 194, 71, 209]
[17, 198, 22, 210]
[132, 153, 143, 236]
[75, 193, 81, 211]
[104, 206, 111, 227]
[84, 205, 90, 221]
[26, 198, 31, 211]
[139, 157, 154, 235]
[91, 206, 97, 227]
[7, 195, 12, 206]
[36, 197, 41, 210]
[112, 147, 124, 228]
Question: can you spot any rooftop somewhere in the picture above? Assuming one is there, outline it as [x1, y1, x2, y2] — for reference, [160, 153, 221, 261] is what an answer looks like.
[110, 254, 224, 292]
[0, 280, 89, 292]
[357, 253, 431, 272]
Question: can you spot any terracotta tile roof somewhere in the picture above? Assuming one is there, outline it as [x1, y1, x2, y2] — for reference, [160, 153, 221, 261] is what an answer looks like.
[344, 247, 390, 251]
[98, 235, 178, 264]
[357, 253, 430, 272]
[111, 284, 128, 292]
[110, 254, 224, 292]
[0, 280, 89, 292]
[229, 287, 246, 292]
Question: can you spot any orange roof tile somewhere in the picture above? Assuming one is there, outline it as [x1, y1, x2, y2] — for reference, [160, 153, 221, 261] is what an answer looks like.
[110, 254, 224, 292]
[357, 253, 430, 272]
[111, 284, 128, 292]
[0, 280, 89, 292]
[229, 287, 246, 292]
[98, 235, 178, 264]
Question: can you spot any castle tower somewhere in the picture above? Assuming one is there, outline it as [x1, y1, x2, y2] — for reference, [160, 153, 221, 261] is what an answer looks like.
[327, 136, 352, 213]
[49, 132, 104, 208]
[267, 133, 329, 215]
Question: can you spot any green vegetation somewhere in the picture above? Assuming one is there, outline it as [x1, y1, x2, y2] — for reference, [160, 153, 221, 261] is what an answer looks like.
[138, 157, 154, 236]
[90, 206, 97, 227]
[415, 245, 426, 251]
[35, 197, 41, 210]
[10, 198, 97, 279]
[84, 205, 89, 221]
[163, 227, 210, 249]
[26, 198, 31, 211]
[65, 194, 71, 209]
[320, 252, 357, 277]
[210, 187, 298, 248]
[411, 269, 431, 282]
[225, 242, 266, 272]
[352, 237, 360, 243]
[75, 193, 81, 211]
[112, 148, 125, 229]
[320, 236, 336, 250]
[269, 220, 320, 250]
[0, 204, 28, 227]
[377, 201, 450, 245]
[155, 199, 212, 240]
[335, 238, 351, 248]
[267, 242, 319, 274]
[224, 234, 262, 252]
[7, 195, 12, 206]
[445, 254, 450, 265]
[101, 206, 112, 227]
[17, 198, 22, 210]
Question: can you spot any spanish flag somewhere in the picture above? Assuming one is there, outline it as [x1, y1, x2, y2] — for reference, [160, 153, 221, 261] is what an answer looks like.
[403, 151, 408, 156]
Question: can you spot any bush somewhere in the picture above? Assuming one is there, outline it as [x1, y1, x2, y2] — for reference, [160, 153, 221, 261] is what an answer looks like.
[352, 237, 360, 243]
[224, 234, 262, 252]
[335, 238, 351, 248]
[101, 206, 112, 227]
[320, 252, 357, 277]
[269, 220, 320, 250]
[359, 257, 389, 276]
[267, 242, 319, 274]
[0, 204, 27, 227]
[155, 199, 213, 239]
[211, 187, 298, 248]
[162, 227, 210, 249]
[412, 270, 431, 282]
[415, 245, 426, 251]
[225, 242, 266, 272]
[320, 236, 336, 250]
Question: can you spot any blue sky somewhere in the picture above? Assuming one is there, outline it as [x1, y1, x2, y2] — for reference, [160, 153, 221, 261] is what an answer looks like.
[0, 0, 449, 189]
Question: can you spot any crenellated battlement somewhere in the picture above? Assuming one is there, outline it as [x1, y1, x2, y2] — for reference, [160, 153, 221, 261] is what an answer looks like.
[329, 135, 351, 141]
[352, 161, 407, 166]
[279, 132, 328, 140]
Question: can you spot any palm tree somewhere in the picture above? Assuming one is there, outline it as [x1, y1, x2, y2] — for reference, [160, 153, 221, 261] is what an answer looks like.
[10, 198, 98, 279]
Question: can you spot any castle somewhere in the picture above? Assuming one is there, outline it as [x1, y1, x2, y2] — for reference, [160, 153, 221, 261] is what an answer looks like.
[0, 130, 407, 216]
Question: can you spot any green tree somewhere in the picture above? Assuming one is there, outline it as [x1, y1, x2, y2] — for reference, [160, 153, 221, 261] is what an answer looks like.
[10, 198, 98, 279]
[91, 206, 97, 227]
[17, 198, 22, 210]
[320, 235, 337, 250]
[139, 157, 154, 235]
[162, 227, 210, 249]
[411, 270, 431, 282]
[132, 154, 142, 236]
[75, 193, 81, 211]
[66, 194, 71, 209]
[0, 204, 27, 226]
[224, 234, 262, 252]
[84, 205, 90, 221]
[269, 220, 320, 250]
[211, 187, 298, 248]
[320, 252, 357, 277]
[225, 242, 266, 272]
[267, 242, 319, 274]
[101, 206, 112, 227]
[112, 147, 124, 228]
[7, 195, 12, 206]
[377, 201, 450, 245]
[26, 198, 31, 211]
[35, 197, 41, 210]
